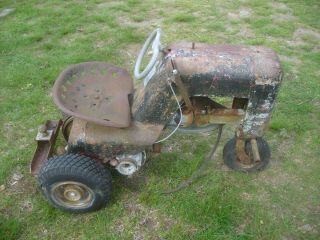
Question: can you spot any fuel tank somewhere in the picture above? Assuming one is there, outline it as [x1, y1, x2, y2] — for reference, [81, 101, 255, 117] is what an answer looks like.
[168, 43, 282, 97]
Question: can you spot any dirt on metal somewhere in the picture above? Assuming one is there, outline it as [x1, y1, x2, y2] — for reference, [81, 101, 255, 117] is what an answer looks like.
[52, 62, 133, 128]
[31, 120, 62, 176]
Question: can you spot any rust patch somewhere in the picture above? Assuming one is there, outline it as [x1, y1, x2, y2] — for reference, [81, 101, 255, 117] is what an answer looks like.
[31, 120, 62, 176]
[53, 62, 133, 128]
[68, 118, 164, 160]
[133, 42, 282, 138]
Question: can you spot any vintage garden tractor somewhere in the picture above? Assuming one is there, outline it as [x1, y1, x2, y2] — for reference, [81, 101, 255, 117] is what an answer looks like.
[31, 28, 282, 213]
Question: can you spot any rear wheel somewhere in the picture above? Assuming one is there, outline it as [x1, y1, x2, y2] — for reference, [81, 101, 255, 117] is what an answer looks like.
[38, 154, 112, 213]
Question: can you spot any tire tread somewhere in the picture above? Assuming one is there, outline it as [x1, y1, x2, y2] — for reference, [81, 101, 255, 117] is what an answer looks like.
[38, 154, 112, 213]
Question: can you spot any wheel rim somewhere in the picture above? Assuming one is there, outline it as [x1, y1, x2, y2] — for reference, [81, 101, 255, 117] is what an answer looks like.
[50, 181, 94, 209]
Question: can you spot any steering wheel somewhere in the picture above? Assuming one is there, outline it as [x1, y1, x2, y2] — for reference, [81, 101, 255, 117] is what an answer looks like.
[134, 28, 161, 80]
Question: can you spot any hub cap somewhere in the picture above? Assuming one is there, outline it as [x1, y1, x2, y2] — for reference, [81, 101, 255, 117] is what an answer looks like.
[51, 181, 94, 209]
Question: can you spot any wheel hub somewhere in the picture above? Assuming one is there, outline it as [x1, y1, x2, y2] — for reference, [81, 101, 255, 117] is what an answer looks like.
[51, 181, 94, 209]
[63, 185, 83, 202]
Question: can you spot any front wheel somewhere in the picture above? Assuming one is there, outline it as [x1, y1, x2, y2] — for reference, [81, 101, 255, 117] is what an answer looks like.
[223, 137, 271, 172]
[38, 154, 112, 213]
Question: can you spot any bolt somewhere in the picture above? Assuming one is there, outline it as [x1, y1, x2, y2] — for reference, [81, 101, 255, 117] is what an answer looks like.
[172, 69, 178, 75]
[109, 159, 118, 166]
[38, 124, 48, 136]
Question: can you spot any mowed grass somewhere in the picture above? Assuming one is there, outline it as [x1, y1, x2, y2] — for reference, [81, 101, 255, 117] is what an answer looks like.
[1, 0, 320, 239]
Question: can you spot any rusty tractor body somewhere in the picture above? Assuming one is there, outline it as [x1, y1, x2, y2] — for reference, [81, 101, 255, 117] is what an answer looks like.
[32, 29, 282, 213]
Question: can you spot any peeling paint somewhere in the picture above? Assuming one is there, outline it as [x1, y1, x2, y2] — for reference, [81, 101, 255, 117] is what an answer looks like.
[66, 42, 282, 160]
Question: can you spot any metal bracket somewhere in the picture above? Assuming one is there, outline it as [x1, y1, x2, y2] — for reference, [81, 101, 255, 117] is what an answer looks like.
[30, 120, 62, 176]
[235, 127, 251, 164]
[250, 138, 261, 162]
[35, 130, 53, 141]
[235, 127, 261, 164]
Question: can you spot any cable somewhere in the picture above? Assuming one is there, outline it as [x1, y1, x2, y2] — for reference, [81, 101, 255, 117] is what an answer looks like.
[153, 78, 224, 193]
[154, 81, 183, 143]
[162, 124, 223, 194]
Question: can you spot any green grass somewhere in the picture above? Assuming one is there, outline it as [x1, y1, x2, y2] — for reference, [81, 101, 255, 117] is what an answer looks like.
[171, 14, 196, 23]
[1, 0, 320, 239]
[0, 217, 21, 240]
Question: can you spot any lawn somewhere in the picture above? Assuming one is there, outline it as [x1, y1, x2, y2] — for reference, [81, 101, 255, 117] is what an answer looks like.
[1, 0, 319, 239]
